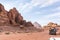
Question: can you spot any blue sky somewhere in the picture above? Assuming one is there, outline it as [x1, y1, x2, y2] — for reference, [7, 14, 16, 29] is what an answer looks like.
[0, 0, 60, 26]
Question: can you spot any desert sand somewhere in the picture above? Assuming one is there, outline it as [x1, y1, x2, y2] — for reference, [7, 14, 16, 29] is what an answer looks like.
[0, 30, 60, 40]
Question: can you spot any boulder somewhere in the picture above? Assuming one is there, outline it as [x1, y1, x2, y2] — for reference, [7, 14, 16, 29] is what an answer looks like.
[25, 22, 34, 27]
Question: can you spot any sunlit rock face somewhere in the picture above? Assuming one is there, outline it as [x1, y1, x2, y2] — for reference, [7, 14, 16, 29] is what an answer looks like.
[0, 3, 34, 26]
[8, 7, 23, 25]
[43, 22, 60, 30]
[33, 22, 41, 29]
[0, 3, 41, 32]
[0, 4, 9, 25]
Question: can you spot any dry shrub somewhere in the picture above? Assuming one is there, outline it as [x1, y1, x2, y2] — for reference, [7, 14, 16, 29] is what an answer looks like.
[5, 32, 10, 35]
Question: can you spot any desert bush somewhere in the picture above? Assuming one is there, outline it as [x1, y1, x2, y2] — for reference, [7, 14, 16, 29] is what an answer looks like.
[0, 30, 1, 32]
[5, 32, 10, 35]
[17, 31, 21, 33]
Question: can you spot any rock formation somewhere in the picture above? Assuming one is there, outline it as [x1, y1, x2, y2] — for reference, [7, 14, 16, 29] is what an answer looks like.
[0, 4, 33, 26]
[33, 22, 41, 29]
[25, 21, 34, 27]
[0, 3, 41, 32]
[8, 7, 23, 25]
[0, 4, 9, 25]
[43, 22, 60, 30]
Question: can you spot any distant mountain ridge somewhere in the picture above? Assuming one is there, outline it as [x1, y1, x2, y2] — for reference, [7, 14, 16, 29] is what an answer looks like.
[33, 22, 41, 29]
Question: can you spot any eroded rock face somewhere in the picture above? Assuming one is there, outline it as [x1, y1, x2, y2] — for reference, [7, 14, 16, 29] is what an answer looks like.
[0, 4, 5, 11]
[43, 22, 59, 30]
[0, 3, 41, 32]
[8, 8, 23, 25]
[0, 4, 9, 25]
[33, 22, 41, 29]
[25, 22, 34, 27]
[0, 3, 34, 27]
[47, 22, 57, 27]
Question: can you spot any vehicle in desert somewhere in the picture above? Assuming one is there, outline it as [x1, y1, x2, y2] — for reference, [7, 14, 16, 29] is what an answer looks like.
[49, 27, 57, 35]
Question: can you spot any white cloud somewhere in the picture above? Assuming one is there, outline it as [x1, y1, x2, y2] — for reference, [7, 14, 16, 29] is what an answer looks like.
[34, 12, 41, 15]
[40, 0, 60, 8]
[4, 4, 13, 11]
[0, 0, 60, 13]
[31, 0, 46, 6]
[44, 12, 60, 18]
[36, 12, 60, 26]
[1, 0, 19, 11]
[54, 7, 60, 10]
[18, 0, 46, 13]
[19, 0, 60, 26]
[20, 3, 29, 11]
[17, 0, 60, 13]
[18, 3, 33, 13]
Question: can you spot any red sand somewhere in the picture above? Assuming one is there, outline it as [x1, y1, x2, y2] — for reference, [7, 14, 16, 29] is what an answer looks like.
[0, 30, 60, 40]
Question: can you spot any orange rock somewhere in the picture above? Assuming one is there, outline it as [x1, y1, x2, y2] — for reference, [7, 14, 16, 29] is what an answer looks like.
[0, 3, 41, 32]
[0, 4, 9, 25]
[8, 7, 23, 25]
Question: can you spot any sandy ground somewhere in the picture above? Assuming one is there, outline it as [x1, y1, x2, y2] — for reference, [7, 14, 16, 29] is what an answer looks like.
[0, 30, 60, 40]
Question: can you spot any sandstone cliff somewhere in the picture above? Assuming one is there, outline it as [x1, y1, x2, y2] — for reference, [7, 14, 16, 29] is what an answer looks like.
[0, 3, 41, 32]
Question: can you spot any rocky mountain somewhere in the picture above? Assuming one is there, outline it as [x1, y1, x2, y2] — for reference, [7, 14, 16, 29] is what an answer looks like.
[33, 22, 41, 29]
[0, 3, 41, 32]
[43, 22, 60, 30]
[0, 4, 9, 25]
[8, 7, 23, 26]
